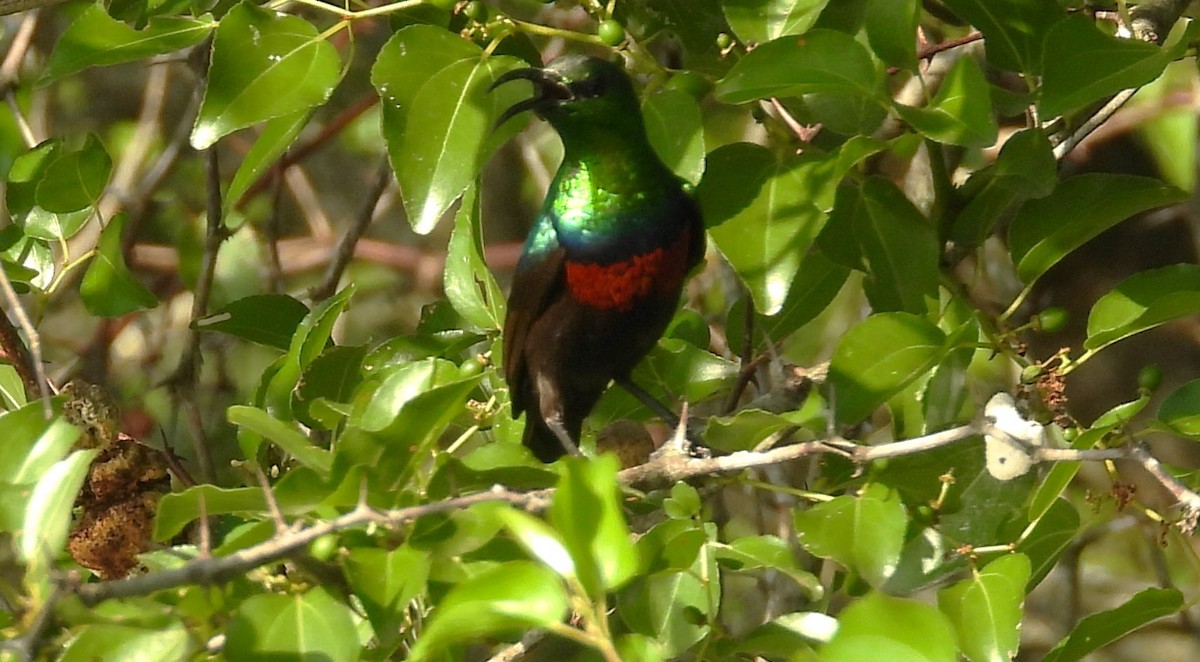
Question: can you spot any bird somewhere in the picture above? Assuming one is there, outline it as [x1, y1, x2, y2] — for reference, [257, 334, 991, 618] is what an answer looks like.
[491, 55, 705, 462]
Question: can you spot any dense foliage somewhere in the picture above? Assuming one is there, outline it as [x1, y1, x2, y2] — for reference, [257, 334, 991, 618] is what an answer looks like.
[1, 0, 1200, 660]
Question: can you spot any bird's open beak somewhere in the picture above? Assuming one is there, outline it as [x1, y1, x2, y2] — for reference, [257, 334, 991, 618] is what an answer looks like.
[490, 67, 573, 128]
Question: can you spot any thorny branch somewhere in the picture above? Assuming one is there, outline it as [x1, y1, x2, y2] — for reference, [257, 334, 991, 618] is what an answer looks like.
[61, 408, 1200, 611]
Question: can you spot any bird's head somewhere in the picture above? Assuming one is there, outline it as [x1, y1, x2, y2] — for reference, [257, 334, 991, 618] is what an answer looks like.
[491, 55, 641, 132]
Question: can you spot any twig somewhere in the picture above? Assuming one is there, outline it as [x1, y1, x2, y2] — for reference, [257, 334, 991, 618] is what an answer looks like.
[0, 271, 52, 416]
[0, 305, 39, 395]
[1, 11, 40, 148]
[75, 488, 546, 606]
[234, 95, 379, 208]
[0, 0, 66, 16]
[886, 31, 983, 75]
[131, 238, 526, 283]
[722, 298, 757, 414]
[67, 407, 1200, 607]
[310, 158, 392, 302]
[0, 577, 68, 661]
[1051, 88, 1139, 161]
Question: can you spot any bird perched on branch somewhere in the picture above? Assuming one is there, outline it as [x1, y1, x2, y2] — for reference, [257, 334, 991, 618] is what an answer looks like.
[492, 55, 705, 462]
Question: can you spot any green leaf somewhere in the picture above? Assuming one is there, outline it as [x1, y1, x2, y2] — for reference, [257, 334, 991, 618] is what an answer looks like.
[864, 0, 918, 69]
[154, 485, 267, 540]
[444, 183, 505, 330]
[704, 408, 809, 453]
[193, 293, 310, 350]
[344, 546, 430, 651]
[793, 484, 906, 587]
[642, 87, 706, 185]
[617, 558, 714, 657]
[664, 481, 701, 519]
[20, 449, 98, 562]
[407, 562, 569, 659]
[6, 419, 81, 485]
[724, 611, 829, 657]
[191, 2, 340, 149]
[822, 178, 939, 313]
[715, 31, 883, 104]
[1016, 498, 1079, 590]
[711, 535, 823, 599]
[225, 588, 359, 662]
[355, 358, 481, 439]
[1084, 264, 1200, 352]
[937, 554, 1030, 662]
[373, 31, 526, 234]
[264, 285, 354, 419]
[227, 405, 332, 475]
[36, 134, 111, 213]
[294, 344, 366, 429]
[1042, 588, 1183, 662]
[938, 0, 1062, 73]
[493, 505, 577, 579]
[1009, 174, 1186, 286]
[1039, 16, 1172, 118]
[950, 128, 1055, 246]
[896, 57, 997, 147]
[701, 139, 879, 315]
[80, 214, 158, 317]
[551, 455, 638, 595]
[820, 592, 957, 661]
[22, 207, 92, 243]
[1157, 379, 1200, 438]
[42, 5, 213, 84]
[59, 622, 191, 662]
[829, 312, 947, 424]
[7, 140, 61, 219]
[758, 249, 850, 342]
[224, 110, 312, 210]
[722, 0, 829, 45]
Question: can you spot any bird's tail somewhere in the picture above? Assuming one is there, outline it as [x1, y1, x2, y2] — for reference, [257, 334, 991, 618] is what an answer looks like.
[522, 414, 570, 463]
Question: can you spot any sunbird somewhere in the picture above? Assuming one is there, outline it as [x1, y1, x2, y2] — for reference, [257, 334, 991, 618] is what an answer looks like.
[492, 55, 705, 462]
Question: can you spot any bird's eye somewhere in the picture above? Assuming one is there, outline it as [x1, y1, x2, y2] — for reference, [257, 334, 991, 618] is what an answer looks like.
[574, 75, 608, 100]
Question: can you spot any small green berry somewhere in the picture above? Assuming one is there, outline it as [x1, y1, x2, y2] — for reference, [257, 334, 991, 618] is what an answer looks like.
[1137, 363, 1163, 392]
[665, 71, 711, 99]
[308, 534, 338, 562]
[598, 19, 625, 46]
[463, 0, 487, 21]
[1062, 426, 1079, 442]
[459, 357, 484, 378]
[1034, 307, 1068, 333]
[716, 32, 733, 50]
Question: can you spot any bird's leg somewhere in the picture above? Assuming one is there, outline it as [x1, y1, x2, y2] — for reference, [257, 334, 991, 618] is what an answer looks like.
[545, 416, 582, 458]
[536, 373, 582, 458]
[615, 377, 680, 428]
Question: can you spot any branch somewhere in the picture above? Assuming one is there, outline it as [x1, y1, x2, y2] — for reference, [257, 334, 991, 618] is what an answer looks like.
[75, 488, 546, 606]
[310, 157, 392, 302]
[69, 400, 1200, 608]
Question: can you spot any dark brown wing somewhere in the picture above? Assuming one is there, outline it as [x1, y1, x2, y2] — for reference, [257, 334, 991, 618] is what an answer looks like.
[502, 246, 567, 417]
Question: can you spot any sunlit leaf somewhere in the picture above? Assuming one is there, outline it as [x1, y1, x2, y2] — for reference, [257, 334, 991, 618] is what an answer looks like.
[80, 214, 158, 317]
[191, 2, 340, 149]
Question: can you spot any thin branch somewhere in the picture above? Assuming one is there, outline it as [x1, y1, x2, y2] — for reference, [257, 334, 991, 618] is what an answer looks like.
[1052, 88, 1139, 161]
[0, 271, 52, 416]
[886, 31, 983, 75]
[75, 488, 546, 606]
[0, 305, 39, 396]
[310, 158, 392, 302]
[234, 95, 379, 209]
[66, 408, 1200, 607]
